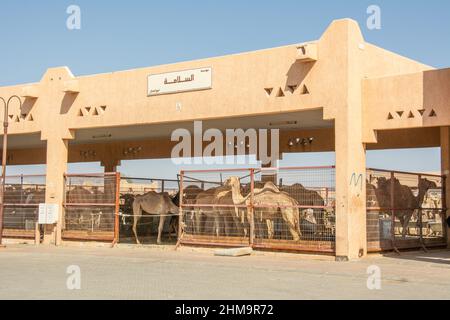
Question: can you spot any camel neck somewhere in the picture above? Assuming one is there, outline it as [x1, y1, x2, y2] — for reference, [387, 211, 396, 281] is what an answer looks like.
[231, 183, 246, 205]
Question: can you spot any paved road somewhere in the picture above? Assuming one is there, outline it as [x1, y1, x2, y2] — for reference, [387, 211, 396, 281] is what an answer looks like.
[0, 243, 449, 300]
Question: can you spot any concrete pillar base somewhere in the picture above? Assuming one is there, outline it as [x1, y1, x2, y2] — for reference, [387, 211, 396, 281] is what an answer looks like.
[441, 127, 450, 248]
[335, 256, 350, 262]
[43, 137, 69, 246]
[334, 115, 368, 260]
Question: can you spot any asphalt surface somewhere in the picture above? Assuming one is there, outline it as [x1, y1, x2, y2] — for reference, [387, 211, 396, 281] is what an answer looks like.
[0, 243, 449, 300]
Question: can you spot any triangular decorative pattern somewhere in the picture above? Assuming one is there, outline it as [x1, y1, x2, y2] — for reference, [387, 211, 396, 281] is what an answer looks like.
[301, 85, 309, 95]
[264, 88, 273, 96]
[276, 88, 285, 97]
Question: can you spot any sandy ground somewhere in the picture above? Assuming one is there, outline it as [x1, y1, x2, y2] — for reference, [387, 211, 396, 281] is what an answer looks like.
[0, 242, 449, 300]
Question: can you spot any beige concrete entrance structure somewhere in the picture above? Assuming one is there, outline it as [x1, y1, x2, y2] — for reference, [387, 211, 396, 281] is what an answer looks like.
[0, 19, 449, 260]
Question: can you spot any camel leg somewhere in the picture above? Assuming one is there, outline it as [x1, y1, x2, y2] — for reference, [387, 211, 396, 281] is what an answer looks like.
[266, 219, 274, 239]
[231, 215, 242, 237]
[231, 208, 243, 236]
[242, 209, 248, 238]
[157, 215, 166, 245]
[398, 214, 407, 239]
[234, 209, 245, 236]
[282, 208, 301, 241]
[402, 212, 414, 238]
[132, 201, 142, 245]
[214, 215, 221, 237]
[194, 209, 203, 235]
[224, 212, 238, 237]
[168, 216, 178, 240]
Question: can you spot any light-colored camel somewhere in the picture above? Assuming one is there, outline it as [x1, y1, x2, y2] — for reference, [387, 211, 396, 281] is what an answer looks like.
[227, 177, 302, 241]
[193, 184, 231, 236]
[372, 177, 437, 238]
[215, 180, 282, 235]
[132, 191, 179, 245]
[213, 189, 246, 237]
[199, 180, 283, 237]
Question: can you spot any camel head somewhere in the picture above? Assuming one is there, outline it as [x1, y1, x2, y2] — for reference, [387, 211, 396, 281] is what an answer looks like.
[225, 177, 240, 189]
[419, 178, 437, 192]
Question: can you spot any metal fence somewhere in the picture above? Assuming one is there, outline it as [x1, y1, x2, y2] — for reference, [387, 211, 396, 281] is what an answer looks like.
[1, 175, 46, 239]
[366, 168, 447, 252]
[119, 177, 182, 244]
[63, 173, 120, 242]
[178, 166, 336, 253]
[118, 176, 221, 244]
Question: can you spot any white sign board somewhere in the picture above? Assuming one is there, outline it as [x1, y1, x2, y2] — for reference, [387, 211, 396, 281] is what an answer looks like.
[148, 67, 212, 96]
[38, 204, 59, 224]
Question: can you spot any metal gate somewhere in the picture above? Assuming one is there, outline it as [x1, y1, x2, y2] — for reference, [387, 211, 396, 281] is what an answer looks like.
[63, 173, 120, 242]
[367, 168, 447, 252]
[178, 166, 336, 253]
[119, 177, 182, 244]
[2, 175, 46, 239]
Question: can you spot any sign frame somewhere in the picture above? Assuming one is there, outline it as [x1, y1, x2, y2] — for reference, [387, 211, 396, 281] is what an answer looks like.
[147, 67, 213, 97]
[38, 203, 59, 225]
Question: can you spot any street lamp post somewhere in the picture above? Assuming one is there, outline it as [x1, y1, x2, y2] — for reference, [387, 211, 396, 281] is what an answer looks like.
[0, 95, 22, 246]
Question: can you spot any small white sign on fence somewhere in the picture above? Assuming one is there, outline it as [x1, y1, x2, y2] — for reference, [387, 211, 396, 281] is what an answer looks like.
[38, 204, 59, 224]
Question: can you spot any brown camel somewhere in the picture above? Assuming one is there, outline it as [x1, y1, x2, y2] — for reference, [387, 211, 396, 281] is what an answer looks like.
[281, 183, 327, 236]
[373, 177, 437, 238]
[132, 191, 179, 245]
[169, 185, 203, 236]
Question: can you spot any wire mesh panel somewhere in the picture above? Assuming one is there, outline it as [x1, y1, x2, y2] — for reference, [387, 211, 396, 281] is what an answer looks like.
[63, 173, 119, 242]
[252, 167, 335, 253]
[366, 169, 446, 252]
[180, 169, 251, 247]
[179, 167, 336, 253]
[119, 177, 182, 244]
[1, 175, 46, 239]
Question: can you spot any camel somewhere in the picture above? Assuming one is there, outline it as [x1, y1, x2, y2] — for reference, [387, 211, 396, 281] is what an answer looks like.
[167, 186, 202, 239]
[219, 180, 283, 237]
[132, 191, 179, 245]
[281, 183, 327, 236]
[65, 186, 100, 231]
[193, 184, 232, 237]
[190, 179, 281, 238]
[227, 177, 302, 241]
[372, 177, 437, 238]
[213, 188, 247, 237]
[24, 188, 46, 204]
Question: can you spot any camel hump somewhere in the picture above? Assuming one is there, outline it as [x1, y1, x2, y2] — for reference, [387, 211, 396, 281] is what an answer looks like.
[264, 181, 280, 191]
[253, 182, 281, 196]
[216, 190, 231, 199]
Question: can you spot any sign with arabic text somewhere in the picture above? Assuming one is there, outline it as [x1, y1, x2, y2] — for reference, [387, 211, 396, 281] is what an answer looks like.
[148, 67, 212, 96]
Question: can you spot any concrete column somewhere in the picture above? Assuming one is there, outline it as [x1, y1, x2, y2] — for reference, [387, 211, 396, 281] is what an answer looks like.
[101, 160, 121, 203]
[43, 137, 69, 245]
[334, 116, 367, 261]
[101, 160, 121, 173]
[441, 127, 450, 247]
[261, 162, 278, 184]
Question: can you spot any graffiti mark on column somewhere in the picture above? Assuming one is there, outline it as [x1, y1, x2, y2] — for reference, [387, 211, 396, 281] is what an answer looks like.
[350, 173, 363, 192]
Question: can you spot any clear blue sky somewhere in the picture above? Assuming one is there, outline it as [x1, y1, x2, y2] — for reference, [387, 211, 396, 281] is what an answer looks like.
[1, 1, 447, 178]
